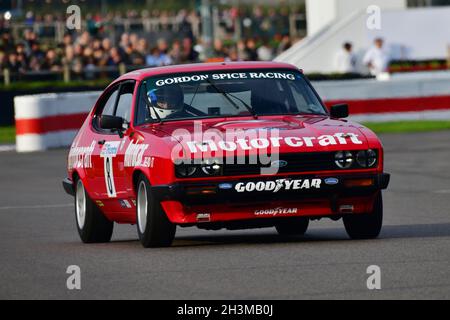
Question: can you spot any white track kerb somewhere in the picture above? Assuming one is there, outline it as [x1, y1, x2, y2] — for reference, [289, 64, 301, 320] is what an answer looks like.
[13, 73, 450, 152]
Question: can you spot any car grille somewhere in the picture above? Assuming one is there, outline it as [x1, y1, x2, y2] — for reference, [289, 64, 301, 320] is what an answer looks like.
[223, 152, 338, 176]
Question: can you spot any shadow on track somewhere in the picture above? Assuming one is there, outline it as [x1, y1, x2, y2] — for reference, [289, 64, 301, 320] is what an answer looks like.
[105, 223, 450, 248]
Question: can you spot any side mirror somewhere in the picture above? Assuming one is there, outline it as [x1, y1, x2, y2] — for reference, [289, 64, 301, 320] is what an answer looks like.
[330, 104, 349, 118]
[100, 115, 124, 130]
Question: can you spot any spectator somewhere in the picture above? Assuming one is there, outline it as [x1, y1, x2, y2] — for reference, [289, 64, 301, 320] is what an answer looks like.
[276, 34, 292, 56]
[363, 38, 390, 76]
[41, 49, 61, 71]
[257, 39, 273, 61]
[181, 37, 199, 63]
[146, 47, 172, 67]
[169, 40, 182, 65]
[0, 5, 300, 77]
[334, 42, 357, 73]
[245, 38, 258, 61]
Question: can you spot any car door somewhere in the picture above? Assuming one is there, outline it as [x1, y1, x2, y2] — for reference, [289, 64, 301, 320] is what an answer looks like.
[90, 80, 136, 212]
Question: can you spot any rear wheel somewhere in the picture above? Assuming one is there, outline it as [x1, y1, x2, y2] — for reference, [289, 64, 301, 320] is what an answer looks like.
[75, 178, 113, 243]
[136, 174, 176, 247]
[276, 217, 309, 236]
[343, 193, 383, 239]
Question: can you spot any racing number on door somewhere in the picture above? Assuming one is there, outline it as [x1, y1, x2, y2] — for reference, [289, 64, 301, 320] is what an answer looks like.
[100, 141, 121, 198]
[104, 156, 116, 197]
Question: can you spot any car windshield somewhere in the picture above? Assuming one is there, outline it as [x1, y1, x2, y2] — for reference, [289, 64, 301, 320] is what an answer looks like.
[137, 69, 327, 124]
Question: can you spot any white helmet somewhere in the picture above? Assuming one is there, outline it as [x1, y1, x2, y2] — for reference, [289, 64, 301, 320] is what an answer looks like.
[148, 85, 184, 119]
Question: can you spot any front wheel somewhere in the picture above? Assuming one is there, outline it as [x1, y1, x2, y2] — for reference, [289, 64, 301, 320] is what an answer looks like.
[343, 193, 383, 239]
[276, 217, 309, 236]
[75, 178, 113, 243]
[136, 174, 176, 247]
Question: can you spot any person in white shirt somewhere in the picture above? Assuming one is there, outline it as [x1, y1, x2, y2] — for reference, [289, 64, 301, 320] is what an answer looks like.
[363, 38, 390, 76]
[334, 42, 357, 73]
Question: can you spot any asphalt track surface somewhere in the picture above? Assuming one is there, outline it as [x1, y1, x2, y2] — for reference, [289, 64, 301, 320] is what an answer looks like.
[0, 131, 449, 300]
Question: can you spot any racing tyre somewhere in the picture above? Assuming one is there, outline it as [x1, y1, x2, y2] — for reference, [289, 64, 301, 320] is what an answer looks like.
[136, 174, 176, 247]
[75, 178, 113, 243]
[275, 217, 309, 236]
[343, 193, 383, 239]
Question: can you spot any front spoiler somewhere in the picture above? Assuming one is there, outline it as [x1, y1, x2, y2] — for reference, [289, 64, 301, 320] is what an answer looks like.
[151, 173, 390, 205]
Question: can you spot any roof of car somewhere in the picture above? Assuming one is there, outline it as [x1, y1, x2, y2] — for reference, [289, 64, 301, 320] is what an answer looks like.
[116, 61, 300, 82]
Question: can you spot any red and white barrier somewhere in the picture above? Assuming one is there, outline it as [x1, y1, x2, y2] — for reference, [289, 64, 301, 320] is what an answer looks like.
[316, 71, 450, 123]
[14, 92, 99, 152]
[13, 71, 450, 152]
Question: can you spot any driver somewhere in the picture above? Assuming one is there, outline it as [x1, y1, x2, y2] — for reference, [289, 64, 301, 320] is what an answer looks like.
[148, 84, 192, 120]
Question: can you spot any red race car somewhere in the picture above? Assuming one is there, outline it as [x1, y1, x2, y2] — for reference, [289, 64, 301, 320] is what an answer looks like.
[63, 62, 390, 247]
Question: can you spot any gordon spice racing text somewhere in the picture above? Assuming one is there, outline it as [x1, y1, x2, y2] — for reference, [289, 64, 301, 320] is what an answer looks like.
[63, 62, 390, 247]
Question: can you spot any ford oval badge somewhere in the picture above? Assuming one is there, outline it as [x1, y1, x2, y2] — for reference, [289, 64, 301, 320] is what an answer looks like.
[325, 178, 339, 185]
[270, 160, 288, 168]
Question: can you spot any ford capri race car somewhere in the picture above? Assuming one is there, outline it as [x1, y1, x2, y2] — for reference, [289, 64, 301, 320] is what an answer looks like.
[63, 62, 390, 247]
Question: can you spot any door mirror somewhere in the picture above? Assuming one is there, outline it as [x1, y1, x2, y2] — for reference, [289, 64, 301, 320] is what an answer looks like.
[100, 115, 124, 130]
[330, 104, 349, 118]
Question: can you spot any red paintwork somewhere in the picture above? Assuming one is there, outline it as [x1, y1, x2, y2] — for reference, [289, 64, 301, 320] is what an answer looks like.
[66, 62, 385, 225]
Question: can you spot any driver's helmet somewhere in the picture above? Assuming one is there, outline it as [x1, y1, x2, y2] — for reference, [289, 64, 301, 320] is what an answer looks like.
[148, 84, 184, 119]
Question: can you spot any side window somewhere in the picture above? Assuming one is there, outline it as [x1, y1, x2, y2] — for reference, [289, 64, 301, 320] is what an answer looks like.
[101, 89, 118, 117]
[136, 83, 151, 125]
[94, 86, 119, 131]
[115, 82, 135, 123]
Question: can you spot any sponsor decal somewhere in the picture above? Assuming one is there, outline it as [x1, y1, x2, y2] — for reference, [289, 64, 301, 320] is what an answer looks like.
[254, 207, 298, 216]
[95, 200, 104, 207]
[100, 141, 121, 198]
[235, 178, 322, 193]
[68, 141, 95, 169]
[324, 177, 339, 185]
[119, 199, 132, 209]
[185, 133, 363, 154]
[196, 213, 211, 222]
[155, 72, 296, 87]
[100, 141, 120, 157]
[124, 141, 150, 167]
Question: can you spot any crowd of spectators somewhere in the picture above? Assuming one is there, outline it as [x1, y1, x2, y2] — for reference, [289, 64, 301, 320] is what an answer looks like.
[0, 6, 301, 79]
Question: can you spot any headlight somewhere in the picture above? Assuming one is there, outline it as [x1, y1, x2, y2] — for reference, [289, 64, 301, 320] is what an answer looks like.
[175, 163, 197, 177]
[201, 159, 222, 175]
[335, 151, 354, 169]
[356, 149, 377, 168]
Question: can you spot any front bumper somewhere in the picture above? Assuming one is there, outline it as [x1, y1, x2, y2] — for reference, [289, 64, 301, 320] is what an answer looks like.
[151, 173, 390, 205]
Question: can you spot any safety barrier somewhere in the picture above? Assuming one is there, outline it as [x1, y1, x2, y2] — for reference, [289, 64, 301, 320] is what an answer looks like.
[14, 92, 99, 152]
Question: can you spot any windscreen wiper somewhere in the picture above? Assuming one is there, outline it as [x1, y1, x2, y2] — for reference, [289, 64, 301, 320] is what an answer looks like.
[206, 78, 257, 119]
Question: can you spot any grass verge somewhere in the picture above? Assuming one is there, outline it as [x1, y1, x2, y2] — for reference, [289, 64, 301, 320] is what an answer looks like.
[0, 126, 15, 144]
[363, 120, 450, 134]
